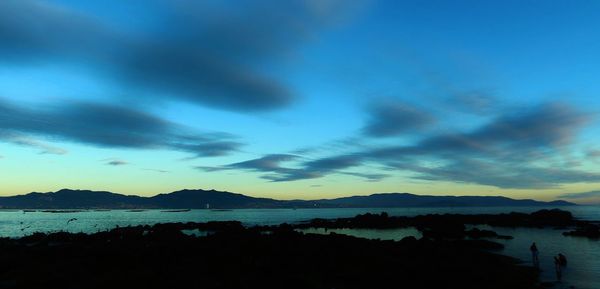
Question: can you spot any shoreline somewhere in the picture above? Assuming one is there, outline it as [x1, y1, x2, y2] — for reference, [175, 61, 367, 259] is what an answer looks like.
[2, 209, 595, 288]
[1, 221, 540, 289]
[0, 210, 593, 289]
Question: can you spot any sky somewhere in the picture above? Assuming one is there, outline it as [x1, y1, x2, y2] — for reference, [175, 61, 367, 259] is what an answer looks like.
[1, 0, 600, 203]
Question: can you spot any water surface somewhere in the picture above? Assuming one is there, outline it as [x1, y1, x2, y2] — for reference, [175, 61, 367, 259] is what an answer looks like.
[1, 205, 597, 238]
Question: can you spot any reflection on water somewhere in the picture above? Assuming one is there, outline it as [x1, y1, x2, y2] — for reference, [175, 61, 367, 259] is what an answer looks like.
[181, 229, 213, 237]
[298, 227, 422, 241]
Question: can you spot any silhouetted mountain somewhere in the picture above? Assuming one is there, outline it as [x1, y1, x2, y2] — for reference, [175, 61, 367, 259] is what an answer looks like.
[149, 189, 291, 209]
[0, 189, 575, 209]
[316, 193, 574, 208]
[0, 189, 148, 209]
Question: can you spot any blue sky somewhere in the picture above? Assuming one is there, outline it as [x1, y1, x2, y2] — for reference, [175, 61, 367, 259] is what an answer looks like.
[1, 0, 600, 203]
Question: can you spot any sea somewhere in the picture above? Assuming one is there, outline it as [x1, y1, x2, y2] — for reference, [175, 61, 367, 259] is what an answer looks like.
[0, 205, 598, 288]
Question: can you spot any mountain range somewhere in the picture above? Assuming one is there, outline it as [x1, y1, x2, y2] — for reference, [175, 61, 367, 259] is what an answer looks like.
[0, 189, 575, 209]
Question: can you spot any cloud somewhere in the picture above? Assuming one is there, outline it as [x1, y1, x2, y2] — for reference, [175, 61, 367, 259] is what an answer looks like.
[411, 158, 600, 189]
[0, 0, 113, 61]
[0, 133, 67, 155]
[198, 154, 376, 182]
[363, 100, 435, 137]
[262, 170, 324, 182]
[143, 168, 170, 173]
[342, 172, 390, 182]
[105, 159, 128, 166]
[211, 101, 598, 188]
[587, 149, 600, 160]
[197, 154, 299, 172]
[171, 141, 243, 158]
[0, 98, 241, 157]
[201, 153, 380, 182]
[361, 102, 598, 188]
[558, 190, 600, 199]
[0, 0, 361, 112]
[264, 155, 364, 182]
[303, 155, 363, 172]
[450, 91, 498, 115]
[366, 102, 592, 159]
[196, 154, 314, 181]
[230, 154, 299, 171]
[469, 102, 590, 148]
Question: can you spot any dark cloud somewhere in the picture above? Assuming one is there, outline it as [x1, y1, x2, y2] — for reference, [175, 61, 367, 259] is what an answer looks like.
[342, 172, 390, 182]
[360, 102, 598, 188]
[411, 159, 600, 189]
[222, 102, 598, 188]
[363, 100, 435, 137]
[303, 155, 362, 172]
[199, 153, 323, 182]
[469, 102, 590, 148]
[0, 0, 114, 61]
[198, 154, 379, 182]
[105, 159, 128, 166]
[366, 102, 592, 159]
[587, 149, 600, 160]
[0, 0, 358, 112]
[0, 98, 241, 157]
[265, 155, 364, 182]
[230, 154, 299, 171]
[197, 154, 298, 173]
[262, 170, 324, 182]
[196, 154, 317, 182]
[558, 190, 600, 199]
[171, 141, 242, 158]
[195, 166, 228, 173]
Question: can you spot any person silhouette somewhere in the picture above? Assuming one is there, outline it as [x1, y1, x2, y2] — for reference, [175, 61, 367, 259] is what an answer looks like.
[530, 242, 539, 268]
[558, 253, 567, 267]
[554, 256, 562, 281]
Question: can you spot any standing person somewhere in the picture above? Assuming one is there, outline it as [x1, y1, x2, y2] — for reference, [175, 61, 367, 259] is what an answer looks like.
[530, 242, 539, 268]
[554, 256, 562, 281]
[558, 253, 567, 267]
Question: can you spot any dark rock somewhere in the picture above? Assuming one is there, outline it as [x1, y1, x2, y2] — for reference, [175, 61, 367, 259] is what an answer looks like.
[0, 220, 541, 289]
[297, 209, 577, 230]
[563, 223, 600, 239]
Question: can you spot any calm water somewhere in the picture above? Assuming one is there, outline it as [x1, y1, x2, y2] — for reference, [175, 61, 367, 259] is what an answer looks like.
[298, 225, 599, 289]
[0, 205, 598, 288]
[1, 205, 598, 238]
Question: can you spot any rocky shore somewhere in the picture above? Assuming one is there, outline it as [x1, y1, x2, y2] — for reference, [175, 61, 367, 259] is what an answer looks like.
[1, 209, 591, 289]
[294, 209, 577, 230]
[0, 223, 541, 289]
[292, 209, 599, 241]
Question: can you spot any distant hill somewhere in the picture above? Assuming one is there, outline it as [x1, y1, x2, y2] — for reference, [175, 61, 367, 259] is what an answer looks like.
[148, 189, 296, 209]
[316, 193, 574, 208]
[0, 189, 575, 209]
[0, 189, 149, 209]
